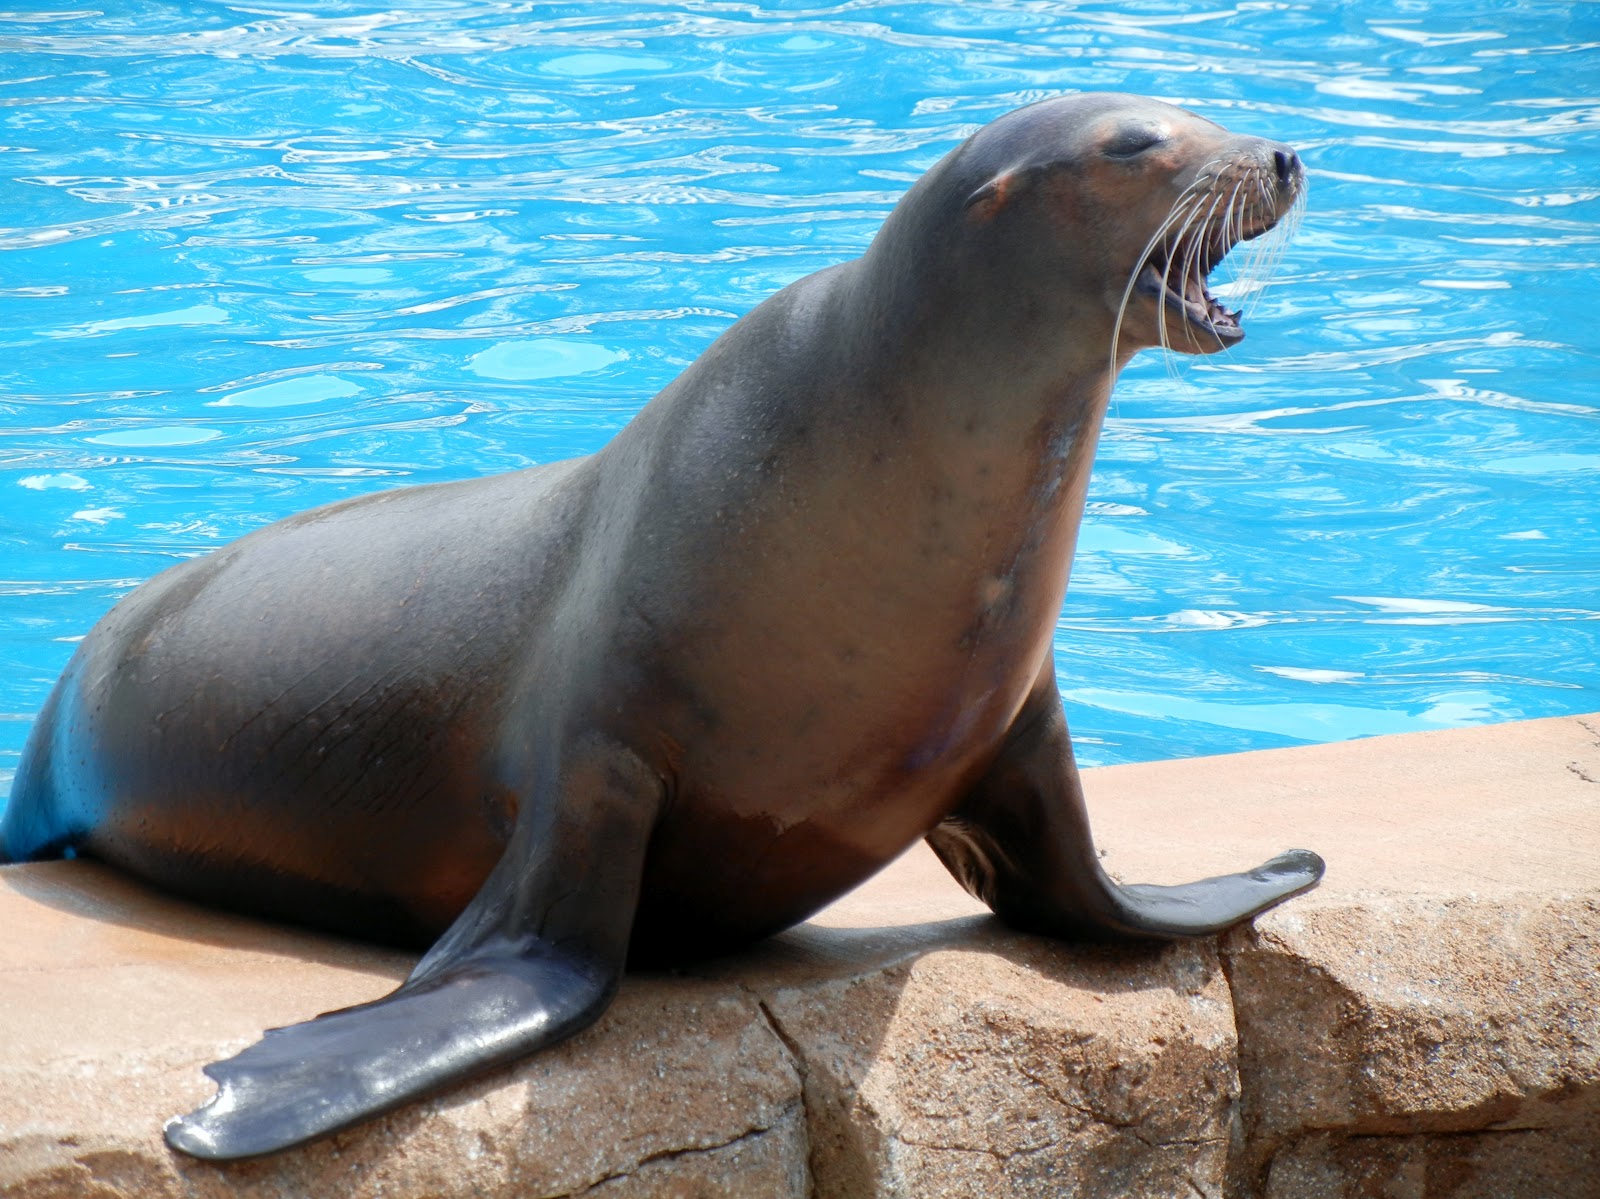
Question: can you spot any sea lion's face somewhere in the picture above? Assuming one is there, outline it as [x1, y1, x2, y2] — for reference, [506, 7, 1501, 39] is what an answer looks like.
[956, 94, 1306, 358]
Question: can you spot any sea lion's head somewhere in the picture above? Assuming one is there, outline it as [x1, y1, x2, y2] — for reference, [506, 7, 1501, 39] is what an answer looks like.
[878, 93, 1305, 366]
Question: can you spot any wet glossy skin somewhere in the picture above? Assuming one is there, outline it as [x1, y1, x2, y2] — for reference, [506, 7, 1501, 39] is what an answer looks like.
[1, 93, 1321, 1158]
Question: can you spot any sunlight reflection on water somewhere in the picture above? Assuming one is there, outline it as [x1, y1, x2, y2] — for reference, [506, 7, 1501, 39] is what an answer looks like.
[0, 0, 1595, 792]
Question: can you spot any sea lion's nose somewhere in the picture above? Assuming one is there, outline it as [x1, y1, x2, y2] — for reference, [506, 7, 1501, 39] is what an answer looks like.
[1270, 145, 1301, 191]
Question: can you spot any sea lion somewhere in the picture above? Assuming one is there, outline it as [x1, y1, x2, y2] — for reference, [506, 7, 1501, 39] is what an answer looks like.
[0, 92, 1322, 1160]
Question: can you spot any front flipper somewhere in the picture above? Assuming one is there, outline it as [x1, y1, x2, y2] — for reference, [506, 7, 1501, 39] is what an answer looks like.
[928, 663, 1323, 940]
[165, 943, 612, 1159]
[166, 734, 664, 1159]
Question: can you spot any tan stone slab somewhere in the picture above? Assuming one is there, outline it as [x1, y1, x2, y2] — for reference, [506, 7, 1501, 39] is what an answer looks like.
[1078, 712, 1600, 899]
[1126, 715, 1600, 1198]
[805, 713, 1600, 936]
[2, 713, 1597, 1198]
[792, 713, 1600, 1197]
[1260, 1119, 1600, 1199]
[0, 864, 804, 1198]
[753, 937, 1239, 1199]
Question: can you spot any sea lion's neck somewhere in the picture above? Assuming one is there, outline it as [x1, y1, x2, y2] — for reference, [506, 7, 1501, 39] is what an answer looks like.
[797, 252, 1118, 439]
[837, 262, 1121, 533]
[602, 247, 1123, 559]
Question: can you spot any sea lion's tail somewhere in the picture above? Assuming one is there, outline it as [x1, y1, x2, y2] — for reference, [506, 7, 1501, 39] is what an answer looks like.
[0, 779, 79, 863]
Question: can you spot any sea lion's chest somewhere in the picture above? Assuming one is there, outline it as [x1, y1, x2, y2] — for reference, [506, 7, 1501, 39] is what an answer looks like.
[620, 582, 1052, 956]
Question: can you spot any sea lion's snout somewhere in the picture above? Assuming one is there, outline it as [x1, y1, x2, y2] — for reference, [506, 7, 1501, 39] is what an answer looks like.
[1116, 127, 1307, 356]
[1237, 135, 1307, 224]
[1240, 138, 1306, 229]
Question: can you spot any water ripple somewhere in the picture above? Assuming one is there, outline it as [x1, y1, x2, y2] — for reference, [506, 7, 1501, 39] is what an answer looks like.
[1, 0, 1596, 775]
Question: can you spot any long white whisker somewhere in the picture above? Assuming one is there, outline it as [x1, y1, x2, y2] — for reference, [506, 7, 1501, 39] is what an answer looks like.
[1189, 193, 1227, 364]
[1155, 191, 1221, 377]
[1161, 195, 1215, 369]
[1257, 173, 1306, 308]
[1108, 183, 1209, 377]
[1229, 174, 1267, 306]
[1208, 179, 1251, 365]
[1107, 154, 1233, 374]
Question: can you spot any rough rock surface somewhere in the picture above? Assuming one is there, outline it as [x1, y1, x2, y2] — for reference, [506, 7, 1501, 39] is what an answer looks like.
[1088, 712, 1600, 1199]
[741, 934, 1237, 1198]
[3, 713, 1597, 1198]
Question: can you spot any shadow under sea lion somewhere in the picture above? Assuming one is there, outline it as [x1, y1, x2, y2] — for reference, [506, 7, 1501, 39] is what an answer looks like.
[0, 91, 1323, 1160]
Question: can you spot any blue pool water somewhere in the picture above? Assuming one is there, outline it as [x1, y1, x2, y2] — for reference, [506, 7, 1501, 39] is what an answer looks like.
[0, 0, 1595, 801]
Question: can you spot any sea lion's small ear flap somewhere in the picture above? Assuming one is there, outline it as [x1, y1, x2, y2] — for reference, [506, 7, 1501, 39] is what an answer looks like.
[964, 169, 1021, 219]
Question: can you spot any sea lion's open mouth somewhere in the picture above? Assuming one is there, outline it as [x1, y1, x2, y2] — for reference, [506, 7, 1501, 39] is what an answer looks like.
[1134, 203, 1291, 346]
[1133, 219, 1272, 345]
[1135, 252, 1237, 343]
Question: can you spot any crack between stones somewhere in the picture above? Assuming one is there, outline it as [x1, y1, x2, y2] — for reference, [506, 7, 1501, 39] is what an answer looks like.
[1011, 1059, 1181, 1147]
[1343, 1124, 1553, 1141]
[754, 996, 807, 1080]
[522, 983, 815, 1199]
[751, 990, 819, 1199]
[1248, 1120, 1560, 1196]
[1217, 930, 1271, 1199]
[892, 1133, 1061, 1164]
[543, 1115, 793, 1199]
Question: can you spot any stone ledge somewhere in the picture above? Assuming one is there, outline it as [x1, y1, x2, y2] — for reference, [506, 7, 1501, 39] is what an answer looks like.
[3, 713, 1597, 1198]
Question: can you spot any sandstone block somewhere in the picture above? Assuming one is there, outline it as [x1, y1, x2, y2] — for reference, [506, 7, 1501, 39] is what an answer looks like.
[755, 937, 1238, 1199]
[4, 713, 1598, 1197]
[0, 863, 806, 1199]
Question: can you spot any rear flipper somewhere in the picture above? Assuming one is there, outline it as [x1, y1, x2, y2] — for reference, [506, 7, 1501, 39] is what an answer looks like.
[928, 665, 1323, 940]
[165, 735, 664, 1159]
